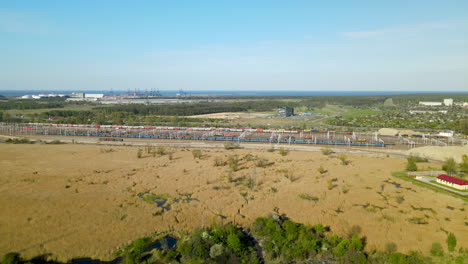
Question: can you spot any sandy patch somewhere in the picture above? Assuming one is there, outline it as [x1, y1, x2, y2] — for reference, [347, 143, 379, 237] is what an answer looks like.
[408, 145, 468, 162]
[187, 112, 270, 119]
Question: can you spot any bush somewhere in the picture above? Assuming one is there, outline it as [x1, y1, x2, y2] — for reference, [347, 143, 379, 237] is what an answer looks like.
[192, 149, 203, 159]
[228, 155, 240, 171]
[214, 157, 227, 167]
[224, 141, 241, 150]
[447, 233, 457, 252]
[298, 194, 319, 201]
[2, 252, 21, 264]
[317, 166, 328, 174]
[255, 158, 273, 168]
[137, 149, 143, 159]
[337, 154, 350, 165]
[47, 139, 64, 144]
[6, 138, 32, 144]
[395, 195, 405, 204]
[321, 147, 333, 155]
[209, 243, 225, 259]
[155, 146, 166, 156]
[385, 242, 397, 253]
[278, 147, 288, 156]
[333, 239, 350, 257]
[460, 154, 468, 174]
[406, 157, 418, 171]
[411, 155, 428, 162]
[430, 242, 444, 256]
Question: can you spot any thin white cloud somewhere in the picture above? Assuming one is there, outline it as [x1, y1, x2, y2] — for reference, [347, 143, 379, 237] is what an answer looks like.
[0, 9, 55, 34]
[342, 22, 452, 38]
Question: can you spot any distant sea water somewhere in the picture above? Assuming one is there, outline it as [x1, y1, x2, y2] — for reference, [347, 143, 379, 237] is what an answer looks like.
[0, 90, 466, 97]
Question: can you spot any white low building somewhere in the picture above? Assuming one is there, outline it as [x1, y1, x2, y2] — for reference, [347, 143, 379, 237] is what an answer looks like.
[436, 174, 468, 190]
[419, 102, 443, 106]
[438, 131, 454, 138]
[443, 98, 453, 106]
[85, 93, 104, 99]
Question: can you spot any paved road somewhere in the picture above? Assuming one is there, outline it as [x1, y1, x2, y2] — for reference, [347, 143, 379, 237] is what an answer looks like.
[415, 177, 467, 196]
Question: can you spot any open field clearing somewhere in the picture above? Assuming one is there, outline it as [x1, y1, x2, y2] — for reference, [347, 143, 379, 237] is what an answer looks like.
[0, 144, 466, 261]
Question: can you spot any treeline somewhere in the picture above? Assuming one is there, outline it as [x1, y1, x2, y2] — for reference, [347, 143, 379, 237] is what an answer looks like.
[3, 215, 465, 264]
[95, 101, 293, 116]
[0, 100, 65, 110]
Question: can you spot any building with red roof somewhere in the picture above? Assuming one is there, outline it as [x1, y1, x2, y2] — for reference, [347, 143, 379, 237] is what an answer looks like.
[436, 174, 468, 190]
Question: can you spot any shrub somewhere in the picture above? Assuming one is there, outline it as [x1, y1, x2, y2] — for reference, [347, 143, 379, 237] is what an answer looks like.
[395, 195, 405, 204]
[100, 148, 115, 153]
[228, 155, 240, 171]
[411, 155, 428, 162]
[155, 146, 166, 156]
[327, 179, 337, 190]
[317, 166, 328, 174]
[406, 157, 418, 171]
[2, 252, 21, 264]
[137, 149, 143, 159]
[214, 157, 226, 166]
[6, 138, 32, 144]
[209, 243, 225, 259]
[255, 158, 273, 168]
[430, 242, 444, 256]
[278, 147, 288, 156]
[224, 141, 241, 150]
[47, 140, 63, 144]
[337, 154, 350, 165]
[267, 146, 275, 152]
[333, 239, 350, 257]
[192, 149, 203, 159]
[321, 147, 333, 155]
[460, 154, 468, 174]
[298, 194, 319, 201]
[385, 242, 397, 253]
[447, 233, 457, 252]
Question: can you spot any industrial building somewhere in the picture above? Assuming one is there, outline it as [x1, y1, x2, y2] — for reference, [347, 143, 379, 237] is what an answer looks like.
[277, 107, 294, 117]
[418, 98, 453, 107]
[436, 174, 468, 190]
[419, 102, 443, 106]
[443, 98, 453, 106]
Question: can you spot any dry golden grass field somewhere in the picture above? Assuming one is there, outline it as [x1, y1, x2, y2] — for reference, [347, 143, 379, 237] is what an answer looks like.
[0, 144, 466, 261]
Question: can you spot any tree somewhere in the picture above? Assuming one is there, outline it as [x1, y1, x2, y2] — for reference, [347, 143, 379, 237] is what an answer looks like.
[406, 157, 418, 171]
[442, 158, 457, 176]
[2, 252, 21, 264]
[226, 233, 242, 254]
[333, 239, 350, 257]
[447, 233, 457, 252]
[2, 112, 10, 122]
[430, 242, 444, 256]
[460, 155, 468, 175]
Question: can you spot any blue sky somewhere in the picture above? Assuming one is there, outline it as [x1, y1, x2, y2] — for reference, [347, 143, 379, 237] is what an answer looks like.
[1, 0, 467, 91]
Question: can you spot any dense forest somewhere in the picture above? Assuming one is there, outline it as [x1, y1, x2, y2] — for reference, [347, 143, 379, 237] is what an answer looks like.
[2, 215, 465, 264]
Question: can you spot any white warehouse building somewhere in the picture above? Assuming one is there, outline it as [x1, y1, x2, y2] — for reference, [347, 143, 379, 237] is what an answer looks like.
[84, 93, 104, 99]
[419, 102, 443, 106]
